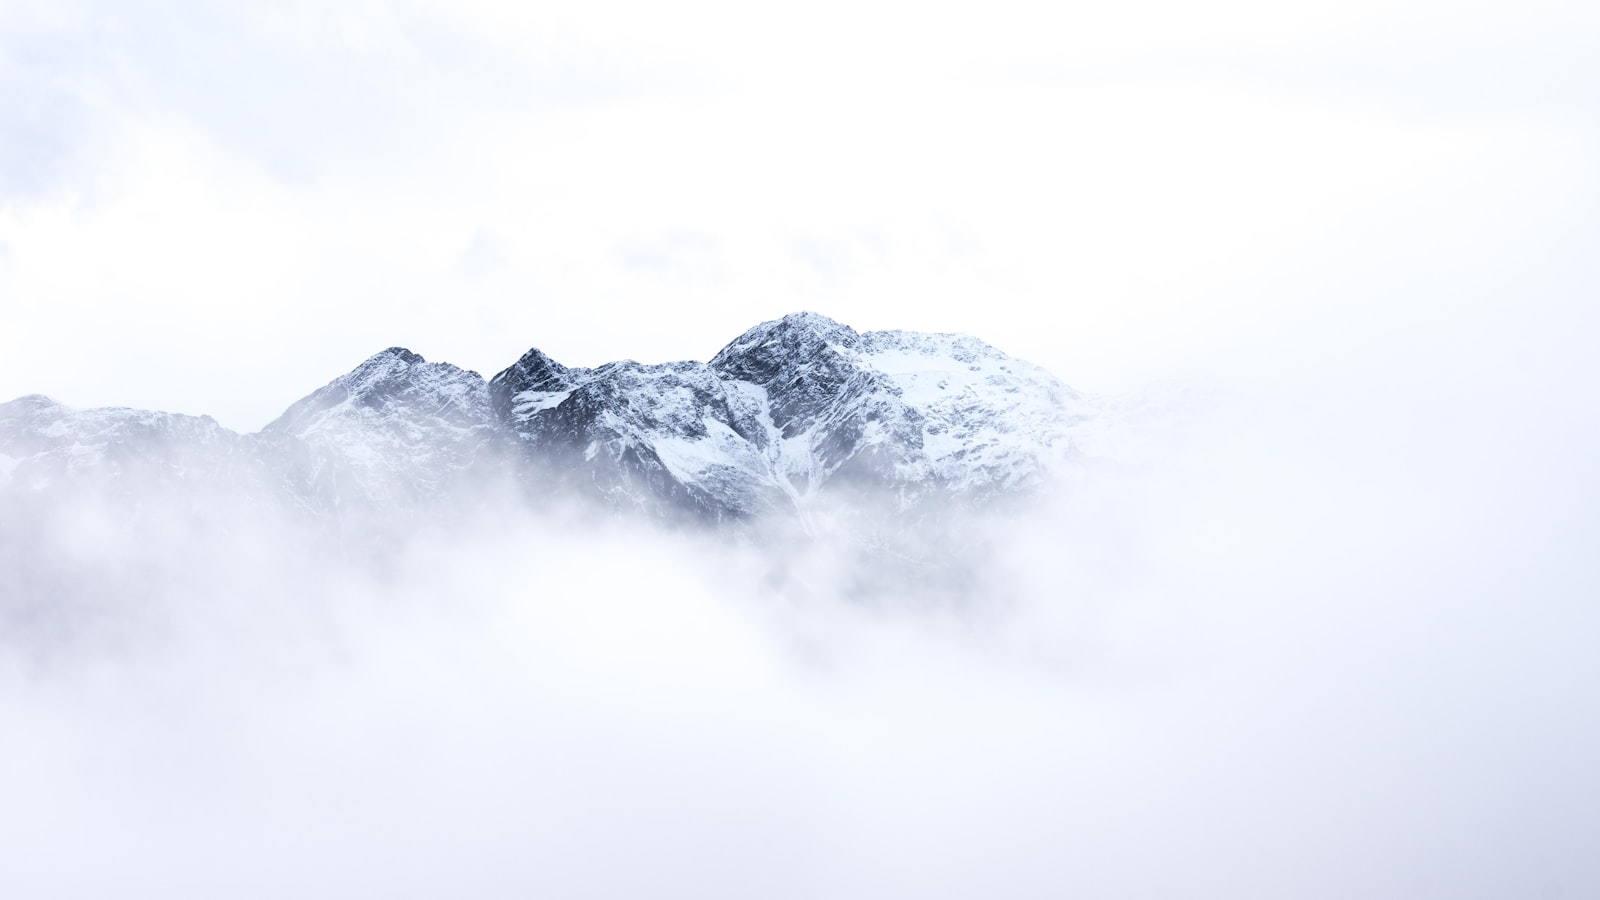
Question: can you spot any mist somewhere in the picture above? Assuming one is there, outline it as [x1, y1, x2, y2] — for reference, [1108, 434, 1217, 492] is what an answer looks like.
[4, 1, 1599, 892]
[3, 292, 1597, 900]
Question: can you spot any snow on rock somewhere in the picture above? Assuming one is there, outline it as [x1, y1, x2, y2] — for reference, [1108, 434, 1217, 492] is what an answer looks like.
[854, 328, 1094, 493]
[0, 393, 248, 495]
[3, 314, 1101, 525]
[493, 355, 789, 520]
[490, 312, 1096, 518]
[262, 347, 506, 510]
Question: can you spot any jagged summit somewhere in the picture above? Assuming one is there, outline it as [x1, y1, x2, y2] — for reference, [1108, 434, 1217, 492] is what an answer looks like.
[491, 346, 572, 392]
[259, 346, 501, 509]
[715, 311, 860, 349]
[3, 314, 1096, 521]
[482, 313, 1091, 518]
[488, 346, 582, 422]
[266, 347, 489, 437]
[375, 346, 425, 364]
[710, 312, 858, 382]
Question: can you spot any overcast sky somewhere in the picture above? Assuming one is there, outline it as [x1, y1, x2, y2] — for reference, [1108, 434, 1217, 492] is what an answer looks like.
[5, 6, 1600, 896]
[2, 0, 1598, 430]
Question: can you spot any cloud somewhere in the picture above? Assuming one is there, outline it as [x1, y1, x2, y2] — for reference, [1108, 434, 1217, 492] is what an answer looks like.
[2, 0, 1596, 428]
[1, 5, 1597, 892]
[3, 297, 1598, 898]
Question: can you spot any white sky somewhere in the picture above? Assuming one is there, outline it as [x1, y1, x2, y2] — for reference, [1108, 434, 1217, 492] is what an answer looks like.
[5, 6, 1600, 895]
[1, 0, 1597, 430]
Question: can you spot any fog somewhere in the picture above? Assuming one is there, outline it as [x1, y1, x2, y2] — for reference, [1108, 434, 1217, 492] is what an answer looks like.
[7, 0, 1598, 429]
[3, 293, 1597, 900]
[4, 0, 1598, 892]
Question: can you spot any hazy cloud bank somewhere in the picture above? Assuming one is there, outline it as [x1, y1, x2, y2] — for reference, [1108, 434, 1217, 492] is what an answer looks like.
[2, 0, 1597, 895]
[3, 311, 1597, 898]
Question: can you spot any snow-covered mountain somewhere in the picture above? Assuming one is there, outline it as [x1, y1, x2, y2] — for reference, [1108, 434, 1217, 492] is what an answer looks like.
[0, 313, 1097, 524]
[261, 347, 507, 512]
[0, 393, 254, 499]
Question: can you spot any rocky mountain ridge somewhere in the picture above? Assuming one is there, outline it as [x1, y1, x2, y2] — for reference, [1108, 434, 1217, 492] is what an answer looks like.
[0, 313, 1096, 524]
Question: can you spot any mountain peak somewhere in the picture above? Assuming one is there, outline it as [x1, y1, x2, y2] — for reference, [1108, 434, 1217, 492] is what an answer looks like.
[377, 346, 423, 363]
[757, 311, 858, 345]
[313, 347, 425, 397]
[491, 347, 569, 390]
[2, 394, 64, 413]
[488, 346, 581, 421]
[774, 310, 849, 331]
[263, 344, 488, 439]
[709, 312, 860, 384]
[347, 346, 425, 376]
[8, 314, 1090, 522]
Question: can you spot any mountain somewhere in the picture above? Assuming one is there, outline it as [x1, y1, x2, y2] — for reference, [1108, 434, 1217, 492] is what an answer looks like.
[261, 347, 507, 512]
[0, 393, 254, 500]
[492, 313, 1095, 520]
[0, 313, 1096, 525]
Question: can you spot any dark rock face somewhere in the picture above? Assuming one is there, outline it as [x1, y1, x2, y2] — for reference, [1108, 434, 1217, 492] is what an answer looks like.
[710, 312, 870, 439]
[498, 359, 787, 521]
[488, 347, 578, 421]
[1, 313, 1094, 525]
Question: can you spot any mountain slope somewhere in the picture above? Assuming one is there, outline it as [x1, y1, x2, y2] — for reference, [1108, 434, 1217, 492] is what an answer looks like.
[0, 393, 251, 499]
[262, 347, 506, 511]
[2, 313, 1096, 524]
[487, 312, 1093, 518]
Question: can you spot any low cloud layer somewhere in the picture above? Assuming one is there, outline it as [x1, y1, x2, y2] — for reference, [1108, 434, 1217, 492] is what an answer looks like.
[3, 2, 1597, 896]
[3, 306, 1596, 899]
